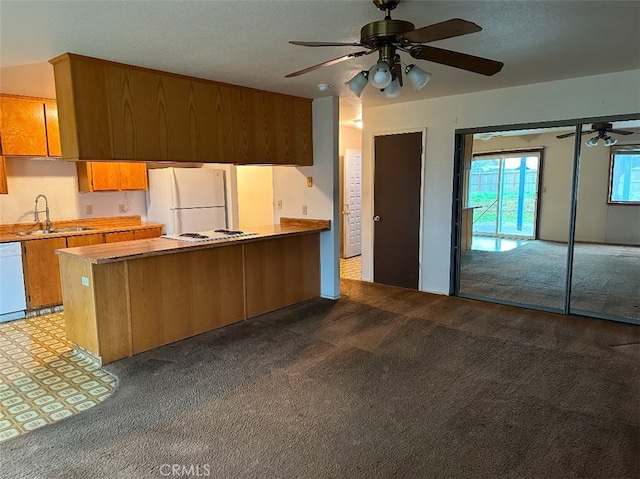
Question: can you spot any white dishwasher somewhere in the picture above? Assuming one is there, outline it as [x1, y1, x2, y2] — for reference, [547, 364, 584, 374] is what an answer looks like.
[0, 242, 27, 322]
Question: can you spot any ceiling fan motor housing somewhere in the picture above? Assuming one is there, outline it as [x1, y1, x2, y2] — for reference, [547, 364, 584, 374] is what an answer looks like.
[360, 19, 415, 47]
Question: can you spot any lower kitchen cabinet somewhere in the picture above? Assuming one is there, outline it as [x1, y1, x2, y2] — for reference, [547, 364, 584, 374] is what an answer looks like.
[104, 231, 135, 243]
[22, 237, 67, 309]
[22, 228, 161, 310]
[133, 227, 162, 240]
[66, 233, 104, 248]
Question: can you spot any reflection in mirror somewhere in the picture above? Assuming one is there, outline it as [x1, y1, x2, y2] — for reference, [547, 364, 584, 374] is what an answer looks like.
[570, 119, 640, 321]
[458, 126, 574, 310]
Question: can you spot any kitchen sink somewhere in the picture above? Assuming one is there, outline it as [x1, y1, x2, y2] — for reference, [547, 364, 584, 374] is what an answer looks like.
[14, 226, 95, 236]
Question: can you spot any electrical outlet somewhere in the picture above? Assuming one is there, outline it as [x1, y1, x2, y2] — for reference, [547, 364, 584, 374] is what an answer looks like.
[277, 200, 282, 210]
[303, 205, 308, 215]
[306, 177, 313, 187]
[85, 205, 93, 215]
[119, 204, 126, 213]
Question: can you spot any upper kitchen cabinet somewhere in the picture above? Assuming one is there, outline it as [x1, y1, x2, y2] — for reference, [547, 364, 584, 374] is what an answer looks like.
[50, 53, 313, 165]
[0, 94, 62, 158]
[77, 161, 148, 192]
[44, 101, 62, 157]
[0, 156, 8, 194]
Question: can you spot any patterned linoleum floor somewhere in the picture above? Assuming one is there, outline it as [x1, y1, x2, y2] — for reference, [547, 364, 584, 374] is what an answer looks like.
[0, 312, 116, 442]
[340, 255, 361, 280]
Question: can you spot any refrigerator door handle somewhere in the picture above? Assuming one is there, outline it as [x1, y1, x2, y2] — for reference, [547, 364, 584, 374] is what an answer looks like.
[169, 167, 178, 210]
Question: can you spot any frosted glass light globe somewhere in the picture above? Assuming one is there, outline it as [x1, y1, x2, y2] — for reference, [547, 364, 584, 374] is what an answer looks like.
[368, 62, 392, 89]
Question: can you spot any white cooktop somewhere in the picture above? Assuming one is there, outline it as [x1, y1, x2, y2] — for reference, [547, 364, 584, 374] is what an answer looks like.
[162, 230, 258, 243]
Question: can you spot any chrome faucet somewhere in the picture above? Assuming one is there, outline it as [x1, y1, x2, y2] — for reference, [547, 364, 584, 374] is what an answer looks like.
[34, 194, 52, 232]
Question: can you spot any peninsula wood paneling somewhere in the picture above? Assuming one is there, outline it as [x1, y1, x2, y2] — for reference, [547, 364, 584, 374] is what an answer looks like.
[92, 262, 133, 363]
[244, 234, 320, 317]
[128, 246, 245, 354]
[50, 53, 312, 165]
[60, 256, 100, 353]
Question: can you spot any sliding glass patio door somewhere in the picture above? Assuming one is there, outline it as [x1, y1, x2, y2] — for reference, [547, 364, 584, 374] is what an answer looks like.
[469, 151, 540, 239]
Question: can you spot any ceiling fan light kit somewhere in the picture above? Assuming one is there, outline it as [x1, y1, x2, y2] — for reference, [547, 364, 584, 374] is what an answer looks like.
[405, 64, 431, 91]
[286, 0, 504, 99]
[556, 122, 631, 146]
[346, 71, 369, 97]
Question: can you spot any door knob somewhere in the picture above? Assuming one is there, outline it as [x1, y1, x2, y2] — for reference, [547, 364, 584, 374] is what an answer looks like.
[373, 215, 381, 222]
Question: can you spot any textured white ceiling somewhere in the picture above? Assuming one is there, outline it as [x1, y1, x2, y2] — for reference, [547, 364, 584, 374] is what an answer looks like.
[1, 0, 639, 117]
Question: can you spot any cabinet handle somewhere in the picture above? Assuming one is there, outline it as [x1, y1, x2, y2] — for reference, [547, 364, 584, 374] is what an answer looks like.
[373, 215, 381, 222]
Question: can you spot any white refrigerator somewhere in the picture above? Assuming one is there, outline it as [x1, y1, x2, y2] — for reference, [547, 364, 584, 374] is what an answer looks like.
[146, 168, 227, 234]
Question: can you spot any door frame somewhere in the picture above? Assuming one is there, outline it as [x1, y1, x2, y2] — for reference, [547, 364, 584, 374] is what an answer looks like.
[368, 127, 427, 290]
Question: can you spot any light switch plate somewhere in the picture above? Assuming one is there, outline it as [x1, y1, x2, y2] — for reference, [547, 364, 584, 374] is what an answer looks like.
[85, 205, 93, 215]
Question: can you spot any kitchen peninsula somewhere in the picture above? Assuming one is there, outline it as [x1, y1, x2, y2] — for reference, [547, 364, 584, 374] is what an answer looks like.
[56, 218, 330, 364]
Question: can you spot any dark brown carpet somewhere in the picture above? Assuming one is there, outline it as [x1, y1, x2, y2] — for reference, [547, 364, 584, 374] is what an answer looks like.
[1, 280, 639, 478]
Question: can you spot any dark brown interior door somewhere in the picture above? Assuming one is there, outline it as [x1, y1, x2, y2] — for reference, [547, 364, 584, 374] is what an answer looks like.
[373, 132, 422, 289]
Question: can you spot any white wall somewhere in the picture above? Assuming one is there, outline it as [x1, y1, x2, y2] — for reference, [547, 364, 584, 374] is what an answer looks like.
[0, 158, 147, 224]
[235, 165, 274, 229]
[362, 69, 640, 294]
[272, 96, 340, 299]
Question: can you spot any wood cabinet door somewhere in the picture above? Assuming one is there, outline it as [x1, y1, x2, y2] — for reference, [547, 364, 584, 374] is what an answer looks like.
[23, 237, 67, 308]
[119, 162, 148, 190]
[104, 231, 135, 243]
[44, 101, 61, 157]
[90, 162, 122, 191]
[133, 228, 162, 240]
[0, 95, 48, 156]
[0, 156, 7, 194]
[66, 233, 104, 248]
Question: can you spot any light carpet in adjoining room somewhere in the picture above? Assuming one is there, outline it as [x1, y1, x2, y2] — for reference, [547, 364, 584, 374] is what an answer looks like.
[1, 280, 638, 478]
[460, 240, 640, 320]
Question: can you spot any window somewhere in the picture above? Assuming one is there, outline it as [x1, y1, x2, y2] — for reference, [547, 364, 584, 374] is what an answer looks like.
[609, 146, 640, 204]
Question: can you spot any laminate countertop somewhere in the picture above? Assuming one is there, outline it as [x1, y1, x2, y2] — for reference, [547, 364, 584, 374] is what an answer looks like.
[56, 218, 331, 264]
[0, 216, 163, 244]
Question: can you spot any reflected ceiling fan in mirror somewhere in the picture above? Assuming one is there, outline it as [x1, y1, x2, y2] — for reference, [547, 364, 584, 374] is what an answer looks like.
[556, 122, 634, 147]
[286, 0, 504, 99]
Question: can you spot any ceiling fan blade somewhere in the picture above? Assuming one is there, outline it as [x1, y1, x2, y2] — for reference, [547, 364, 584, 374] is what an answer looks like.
[285, 51, 369, 78]
[556, 132, 576, 139]
[410, 45, 503, 76]
[403, 18, 482, 44]
[290, 41, 363, 47]
[557, 129, 596, 139]
[609, 129, 635, 135]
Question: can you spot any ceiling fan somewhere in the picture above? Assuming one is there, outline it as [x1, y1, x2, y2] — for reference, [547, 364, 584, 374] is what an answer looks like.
[556, 122, 634, 147]
[286, 0, 504, 98]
